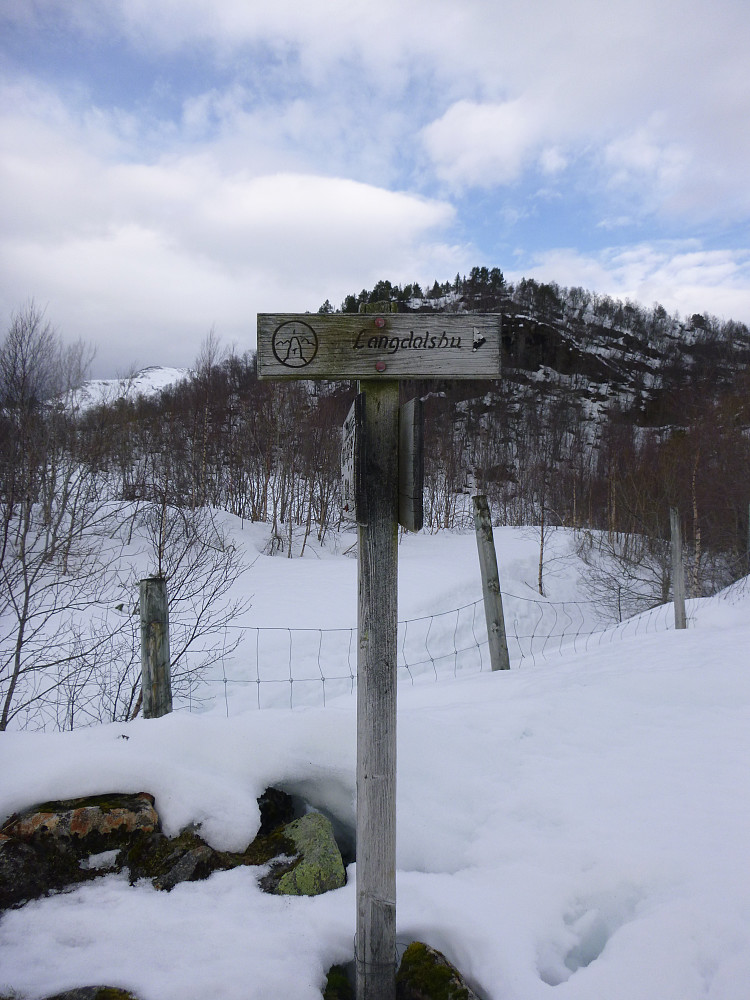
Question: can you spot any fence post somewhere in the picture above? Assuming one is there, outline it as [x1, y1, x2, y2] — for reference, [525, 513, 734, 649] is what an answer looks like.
[670, 507, 687, 630]
[140, 576, 172, 717]
[473, 495, 510, 670]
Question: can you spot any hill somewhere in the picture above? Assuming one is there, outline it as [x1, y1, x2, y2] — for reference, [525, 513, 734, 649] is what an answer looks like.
[72, 366, 188, 412]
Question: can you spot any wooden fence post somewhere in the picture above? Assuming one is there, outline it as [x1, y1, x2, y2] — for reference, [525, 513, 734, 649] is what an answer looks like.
[670, 507, 687, 630]
[473, 495, 511, 670]
[140, 577, 172, 718]
[356, 380, 399, 1000]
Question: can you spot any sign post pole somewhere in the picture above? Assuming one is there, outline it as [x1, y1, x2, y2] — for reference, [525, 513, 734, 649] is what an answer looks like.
[257, 311, 502, 1000]
[356, 380, 399, 1000]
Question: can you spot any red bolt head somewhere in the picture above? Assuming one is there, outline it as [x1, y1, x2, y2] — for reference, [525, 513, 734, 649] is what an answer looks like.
[374, 316, 386, 329]
[376, 361, 386, 372]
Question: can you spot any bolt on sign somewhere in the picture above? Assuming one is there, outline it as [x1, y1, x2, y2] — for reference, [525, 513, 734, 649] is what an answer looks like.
[257, 313, 501, 380]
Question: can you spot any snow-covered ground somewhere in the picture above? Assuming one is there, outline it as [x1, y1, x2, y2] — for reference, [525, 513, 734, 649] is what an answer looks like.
[70, 366, 188, 412]
[1, 525, 749, 999]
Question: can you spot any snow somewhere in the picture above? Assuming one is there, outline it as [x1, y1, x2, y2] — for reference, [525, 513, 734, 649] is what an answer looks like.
[70, 367, 188, 412]
[2, 526, 750, 999]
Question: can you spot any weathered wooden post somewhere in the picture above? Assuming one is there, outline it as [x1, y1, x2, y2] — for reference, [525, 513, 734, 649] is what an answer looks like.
[257, 311, 501, 1000]
[356, 379, 399, 997]
[670, 507, 687, 630]
[473, 495, 510, 670]
[139, 576, 172, 718]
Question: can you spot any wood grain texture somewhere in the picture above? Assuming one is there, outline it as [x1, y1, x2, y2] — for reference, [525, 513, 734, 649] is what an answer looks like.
[356, 380, 399, 1000]
[257, 314, 502, 380]
[398, 397, 424, 533]
[139, 577, 173, 718]
[341, 392, 367, 524]
[473, 495, 511, 671]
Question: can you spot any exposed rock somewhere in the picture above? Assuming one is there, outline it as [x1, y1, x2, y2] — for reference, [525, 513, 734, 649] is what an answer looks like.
[271, 811, 346, 896]
[257, 786, 296, 835]
[125, 828, 226, 890]
[125, 797, 345, 898]
[0, 793, 158, 910]
[396, 942, 482, 1000]
[1, 793, 159, 857]
[0, 830, 88, 911]
[0, 788, 346, 913]
[43, 989, 141, 1000]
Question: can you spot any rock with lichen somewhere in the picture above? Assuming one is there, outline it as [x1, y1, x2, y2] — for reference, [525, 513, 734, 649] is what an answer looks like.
[1, 793, 159, 857]
[263, 811, 346, 897]
[0, 788, 346, 913]
[0, 793, 158, 911]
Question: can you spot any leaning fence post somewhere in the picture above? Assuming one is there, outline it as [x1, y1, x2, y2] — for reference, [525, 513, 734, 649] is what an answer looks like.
[140, 576, 172, 717]
[669, 507, 687, 630]
[473, 495, 511, 670]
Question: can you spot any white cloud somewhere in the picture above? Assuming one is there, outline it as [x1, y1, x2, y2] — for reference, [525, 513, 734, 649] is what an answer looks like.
[510, 243, 750, 324]
[538, 148, 568, 176]
[421, 99, 552, 188]
[3, 0, 750, 373]
[0, 84, 459, 375]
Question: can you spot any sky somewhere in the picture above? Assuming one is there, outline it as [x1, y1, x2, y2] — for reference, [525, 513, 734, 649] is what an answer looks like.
[1, 0, 749, 377]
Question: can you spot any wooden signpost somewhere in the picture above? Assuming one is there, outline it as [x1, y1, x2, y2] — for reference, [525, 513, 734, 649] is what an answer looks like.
[398, 397, 424, 533]
[341, 393, 366, 522]
[257, 313, 501, 381]
[258, 311, 501, 1000]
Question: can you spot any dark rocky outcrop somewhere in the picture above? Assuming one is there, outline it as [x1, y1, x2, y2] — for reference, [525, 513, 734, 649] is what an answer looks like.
[257, 786, 296, 834]
[0, 833, 81, 911]
[124, 827, 226, 890]
[1, 793, 159, 854]
[0, 793, 158, 911]
[40, 989, 140, 1000]
[0, 788, 346, 913]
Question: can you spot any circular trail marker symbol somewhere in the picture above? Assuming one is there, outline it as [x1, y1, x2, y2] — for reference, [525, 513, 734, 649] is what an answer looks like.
[272, 320, 319, 368]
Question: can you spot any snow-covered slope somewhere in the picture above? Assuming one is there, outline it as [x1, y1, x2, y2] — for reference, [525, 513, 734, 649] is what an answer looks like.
[71, 366, 188, 412]
[1, 528, 749, 1000]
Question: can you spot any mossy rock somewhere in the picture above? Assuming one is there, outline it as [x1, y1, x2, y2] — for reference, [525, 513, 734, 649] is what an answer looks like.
[30, 794, 150, 815]
[396, 942, 481, 1000]
[124, 829, 220, 888]
[125, 818, 300, 892]
[272, 812, 346, 897]
[323, 964, 354, 1000]
[233, 823, 299, 868]
[44, 989, 140, 1000]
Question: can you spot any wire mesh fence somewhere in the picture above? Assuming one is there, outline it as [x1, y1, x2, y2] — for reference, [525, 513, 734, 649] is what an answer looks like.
[193, 589, 680, 716]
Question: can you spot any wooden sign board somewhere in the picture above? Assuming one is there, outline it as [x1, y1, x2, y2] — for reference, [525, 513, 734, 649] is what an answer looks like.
[398, 397, 423, 532]
[257, 313, 501, 380]
[341, 393, 366, 524]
